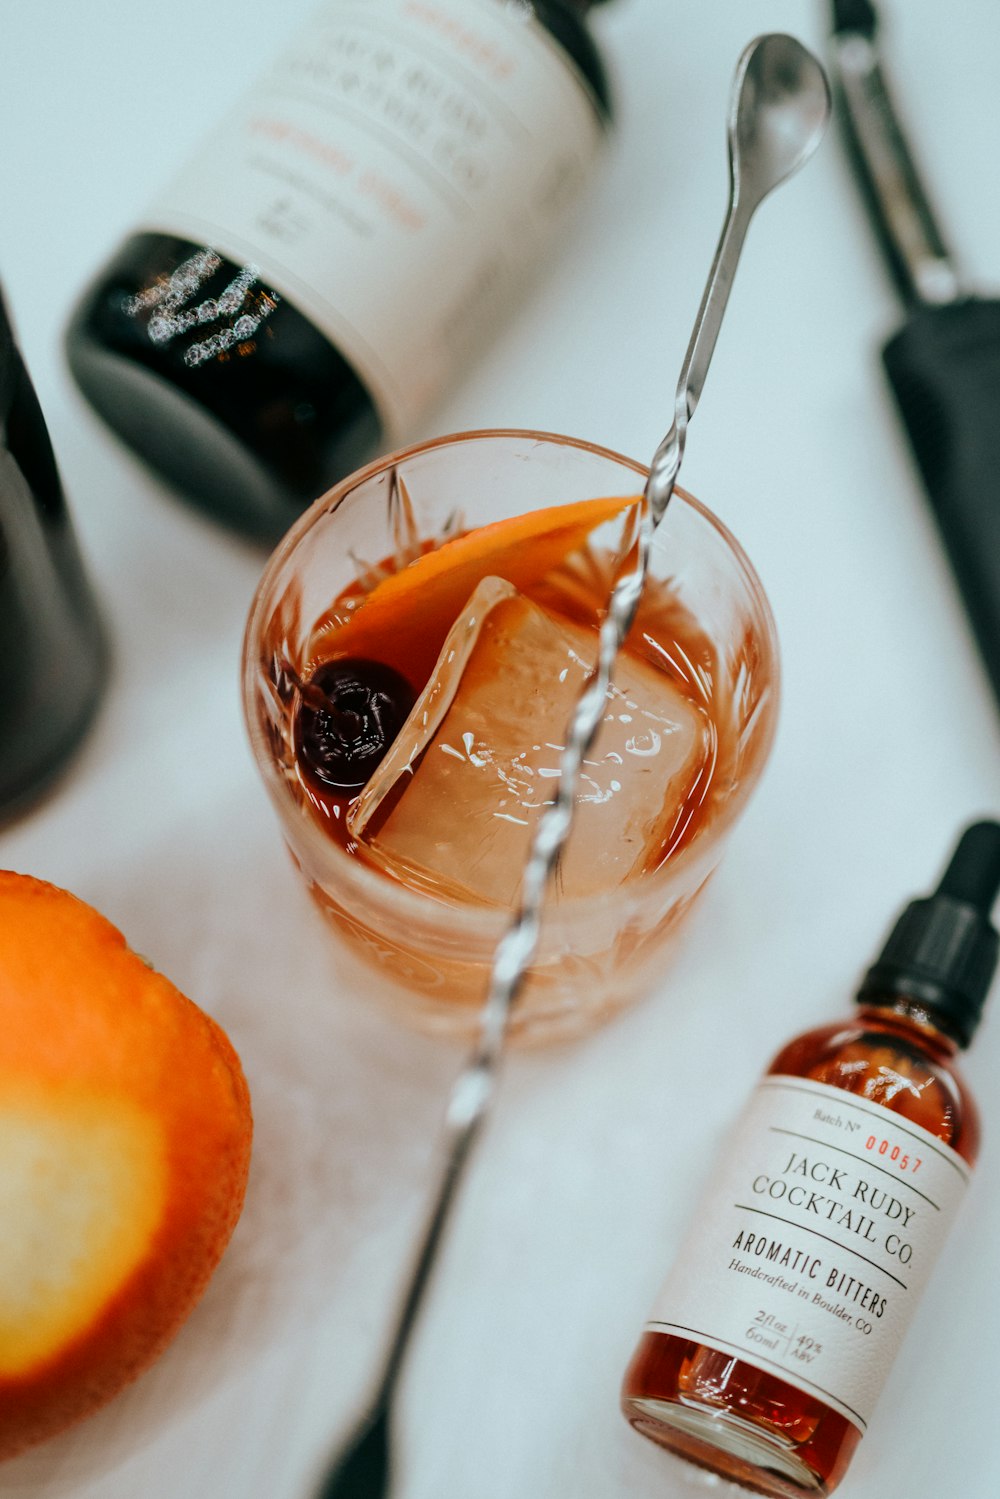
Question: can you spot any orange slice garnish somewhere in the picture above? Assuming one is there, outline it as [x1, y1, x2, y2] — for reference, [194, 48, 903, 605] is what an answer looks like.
[315, 493, 639, 684]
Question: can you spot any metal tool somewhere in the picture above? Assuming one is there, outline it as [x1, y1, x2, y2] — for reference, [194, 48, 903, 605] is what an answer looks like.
[830, 0, 1000, 710]
[312, 33, 830, 1499]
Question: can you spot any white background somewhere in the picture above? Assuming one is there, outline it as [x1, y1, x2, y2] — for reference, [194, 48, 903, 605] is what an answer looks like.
[2, 2, 999, 1497]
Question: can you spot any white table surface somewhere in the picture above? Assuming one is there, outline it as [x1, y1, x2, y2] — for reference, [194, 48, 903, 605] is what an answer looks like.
[2, 2, 999, 1496]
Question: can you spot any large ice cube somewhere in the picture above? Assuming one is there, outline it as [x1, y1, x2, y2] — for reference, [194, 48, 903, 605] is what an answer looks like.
[349, 577, 706, 905]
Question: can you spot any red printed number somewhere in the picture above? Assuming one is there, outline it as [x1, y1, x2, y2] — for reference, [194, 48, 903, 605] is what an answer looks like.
[865, 1136, 921, 1173]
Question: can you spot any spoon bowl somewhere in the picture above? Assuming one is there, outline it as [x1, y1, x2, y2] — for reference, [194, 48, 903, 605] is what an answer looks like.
[731, 34, 833, 209]
[656, 34, 831, 484]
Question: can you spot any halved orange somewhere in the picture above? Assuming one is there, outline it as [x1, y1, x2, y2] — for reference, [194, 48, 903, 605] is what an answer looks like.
[314, 493, 639, 685]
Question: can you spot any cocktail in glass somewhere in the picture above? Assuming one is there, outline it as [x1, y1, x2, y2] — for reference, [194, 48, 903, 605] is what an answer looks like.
[242, 428, 778, 1044]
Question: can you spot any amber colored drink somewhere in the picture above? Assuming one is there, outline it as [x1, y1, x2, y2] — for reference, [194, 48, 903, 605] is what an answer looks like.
[290, 531, 730, 889]
[242, 430, 778, 1042]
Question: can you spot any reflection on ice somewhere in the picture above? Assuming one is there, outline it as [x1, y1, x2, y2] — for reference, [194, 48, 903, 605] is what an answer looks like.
[349, 578, 706, 906]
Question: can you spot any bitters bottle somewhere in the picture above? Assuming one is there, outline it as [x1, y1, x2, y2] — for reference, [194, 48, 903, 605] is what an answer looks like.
[622, 820, 1000, 1496]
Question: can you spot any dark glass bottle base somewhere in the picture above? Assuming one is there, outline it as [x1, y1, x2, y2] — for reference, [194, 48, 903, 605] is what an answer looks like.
[1, 304, 107, 820]
[0, 628, 106, 826]
[66, 234, 382, 542]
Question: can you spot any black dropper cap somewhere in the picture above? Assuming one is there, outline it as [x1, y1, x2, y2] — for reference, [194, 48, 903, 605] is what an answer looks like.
[856, 821, 1000, 1048]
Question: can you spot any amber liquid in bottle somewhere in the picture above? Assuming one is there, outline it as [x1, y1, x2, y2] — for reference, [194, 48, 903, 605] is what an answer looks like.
[621, 1001, 979, 1497]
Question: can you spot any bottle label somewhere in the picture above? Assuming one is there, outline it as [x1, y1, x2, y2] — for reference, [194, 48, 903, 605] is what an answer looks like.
[645, 1075, 971, 1432]
[139, 0, 604, 437]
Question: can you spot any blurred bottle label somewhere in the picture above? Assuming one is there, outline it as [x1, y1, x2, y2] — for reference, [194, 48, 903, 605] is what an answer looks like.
[140, 0, 604, 438]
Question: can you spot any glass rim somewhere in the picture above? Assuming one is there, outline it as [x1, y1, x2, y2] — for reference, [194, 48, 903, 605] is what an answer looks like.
[241, 426, 780, 935]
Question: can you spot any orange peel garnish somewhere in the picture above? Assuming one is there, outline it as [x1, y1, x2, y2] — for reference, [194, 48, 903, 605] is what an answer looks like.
[319, 493, 640, 683]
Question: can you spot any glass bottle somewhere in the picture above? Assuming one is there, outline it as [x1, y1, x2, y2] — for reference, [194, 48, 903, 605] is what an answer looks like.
[0, 290, 105, 818]
[65, 0, 615, 540]
[621, 821, 1000, 1497]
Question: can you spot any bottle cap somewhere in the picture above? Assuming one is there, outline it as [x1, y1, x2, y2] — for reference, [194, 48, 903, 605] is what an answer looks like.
[857, 820, 1000, 1047]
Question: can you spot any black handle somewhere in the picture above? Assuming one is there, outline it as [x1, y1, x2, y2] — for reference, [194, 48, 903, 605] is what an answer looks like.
[882, 297, 1000, 710]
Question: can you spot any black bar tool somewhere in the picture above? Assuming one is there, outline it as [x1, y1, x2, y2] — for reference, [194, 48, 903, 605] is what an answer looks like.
[830, 0, 1000, 709]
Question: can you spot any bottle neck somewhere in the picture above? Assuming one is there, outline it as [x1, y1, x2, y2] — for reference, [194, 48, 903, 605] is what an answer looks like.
[856, 828, 1000, 1050]
[855, 996, 964, 1055]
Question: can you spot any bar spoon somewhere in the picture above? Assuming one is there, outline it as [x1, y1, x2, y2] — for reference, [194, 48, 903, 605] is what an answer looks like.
[312, 32, 830, 1499]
